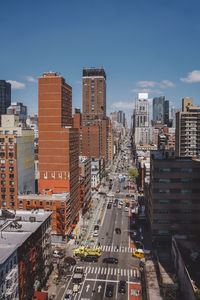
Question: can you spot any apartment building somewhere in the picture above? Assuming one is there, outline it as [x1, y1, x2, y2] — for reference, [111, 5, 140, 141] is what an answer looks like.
[18, 190, 71, 241]
[79, 156, 91, 213]
[145, 150, 200, 243]
[0, 115, 35, 209]
[38, 72, 79, 228]
[82, 68, 106, 121]
[175, 97, 200, 158]
[0, 209, 52, 300]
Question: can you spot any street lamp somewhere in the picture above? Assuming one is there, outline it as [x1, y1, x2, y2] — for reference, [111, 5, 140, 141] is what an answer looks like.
[135, 240, 144, 250]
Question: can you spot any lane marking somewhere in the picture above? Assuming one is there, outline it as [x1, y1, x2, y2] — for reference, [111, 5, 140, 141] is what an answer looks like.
[104, 268, 107, 275]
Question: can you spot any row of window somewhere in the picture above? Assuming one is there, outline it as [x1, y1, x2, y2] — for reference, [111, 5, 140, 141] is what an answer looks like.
[1, 195, 14, 200]
[0, 152, 14, 158]
[1, 167, 14, 171]
[1, 174, 14, 178]
[154, 199, 193, 204]
[153, 219, 199, 224]
[1, 181, 14, 186]
[0, 138, 14, 143]
[1, 188, 14, 192]
[154, 167, 199, 173]
[21, 200, 65, 207]
[0, 145, 14, 150]
[153, 178, 198, 183]
[153, 209, 200, 214]
[153, 189, 200, 194]
[0, 159, 14, 164]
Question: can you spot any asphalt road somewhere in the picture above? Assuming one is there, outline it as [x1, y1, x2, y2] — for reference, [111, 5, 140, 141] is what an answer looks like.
[61, 153, 142, 300]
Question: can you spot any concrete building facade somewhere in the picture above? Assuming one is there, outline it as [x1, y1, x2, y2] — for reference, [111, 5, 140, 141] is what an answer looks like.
[0, 115, 35, 209]
[145, 150, 200, 242]
[175, 97, 200, 158]
[0, 209, 52, 300]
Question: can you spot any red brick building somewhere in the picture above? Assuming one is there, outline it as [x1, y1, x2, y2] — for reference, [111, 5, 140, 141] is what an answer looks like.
[38, 72, 79, 229]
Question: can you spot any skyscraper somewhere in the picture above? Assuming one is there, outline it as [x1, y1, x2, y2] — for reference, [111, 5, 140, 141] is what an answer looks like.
[153, 96, 165, 123]
[133, 93, 153, 145]
[82, 68, 106, 121]
[153, 96, 170, 126]
[7, 101, 27, 124]
[38, 72, 79, 224]
[175, 97, 200, 158]
[0, 80, 11, 124]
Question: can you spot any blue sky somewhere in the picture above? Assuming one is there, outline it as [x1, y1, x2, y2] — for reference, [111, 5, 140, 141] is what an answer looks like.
[1, 0, 200, 124]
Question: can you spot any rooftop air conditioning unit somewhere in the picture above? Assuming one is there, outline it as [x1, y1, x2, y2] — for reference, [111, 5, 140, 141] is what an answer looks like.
[29, 216, 36, 222]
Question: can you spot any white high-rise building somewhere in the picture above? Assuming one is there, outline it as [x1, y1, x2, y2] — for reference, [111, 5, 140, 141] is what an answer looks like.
[133, 93, 153, 145]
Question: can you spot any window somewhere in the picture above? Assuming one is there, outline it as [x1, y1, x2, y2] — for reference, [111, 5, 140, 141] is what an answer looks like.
[9, 152, 13, 158]
[9, 145, 14, 150]
[160, 168, 171, 172]
[1, 181, 6, 185]
[181, 189, 192, 194]
[40, 201, 42, 206]
[61, 202, 64, 207]
[9, 167, 14, 172]
[9, 181, 14, 186]
[0, 152, 5, 157]
[180, 168, 192, 173]
[46, 201, 49, 206]
[156, 199, 170, 204]
[159, 178, 170, 183]
[27, 200, 30, 205]
[1, 188, 6, 192]
[9, 174, 14, 179]
[1, 167, 5, 171]
[10, 195, 14, 200]
[0, 160, 5, 164]
[1, 174, 5, 178]
[0, 138, 4, 143]
[158, 189, 170, 193]
[10, 188, 14, 193]
[9, 138, 13, 143]
[1, 194, 5, 199]
[9, 160, 14, 164]
[0, 145, 5, 150]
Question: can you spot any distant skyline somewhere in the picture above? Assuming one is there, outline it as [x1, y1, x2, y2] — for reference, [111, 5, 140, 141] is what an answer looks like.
[1, 0, 200, 125]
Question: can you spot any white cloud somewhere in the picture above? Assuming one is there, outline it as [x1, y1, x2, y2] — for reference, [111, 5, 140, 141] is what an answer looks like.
[137, 81, 157, 88]
[161, 80, 175, 87]
[111, 101, 135, 110]
[180, 70, 200, 83]
[7, 80, 25, 89]
[25, 76, 37, 83]
[130, 88, 162, 94]
[136, 80, 175, 89]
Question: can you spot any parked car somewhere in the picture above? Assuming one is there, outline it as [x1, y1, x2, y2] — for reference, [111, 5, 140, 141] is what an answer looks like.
[105, 284, 114, 297]
[93, 230, 99, 237]
[107, 203, 112, 209]
[53, 250, 64, 259]
[94, 225, 99, 231]
[103, 257, 118, 264]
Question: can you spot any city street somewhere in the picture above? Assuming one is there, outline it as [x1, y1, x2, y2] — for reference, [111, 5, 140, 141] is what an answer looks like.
[56, 141, 143, 300]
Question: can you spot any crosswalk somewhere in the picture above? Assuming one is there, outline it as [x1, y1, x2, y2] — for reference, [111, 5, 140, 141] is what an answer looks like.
[97, 245, 135, 253]
[70, 265, 140, 278]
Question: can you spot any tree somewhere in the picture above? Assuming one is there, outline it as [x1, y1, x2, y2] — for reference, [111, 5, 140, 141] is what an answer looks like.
[128, 167, 139, 182]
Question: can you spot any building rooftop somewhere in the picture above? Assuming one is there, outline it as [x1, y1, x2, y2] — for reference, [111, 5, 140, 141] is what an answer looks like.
[83, 68, 106, 79]
[18, 192, 70, 201]
[0, 209, 51, 265]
